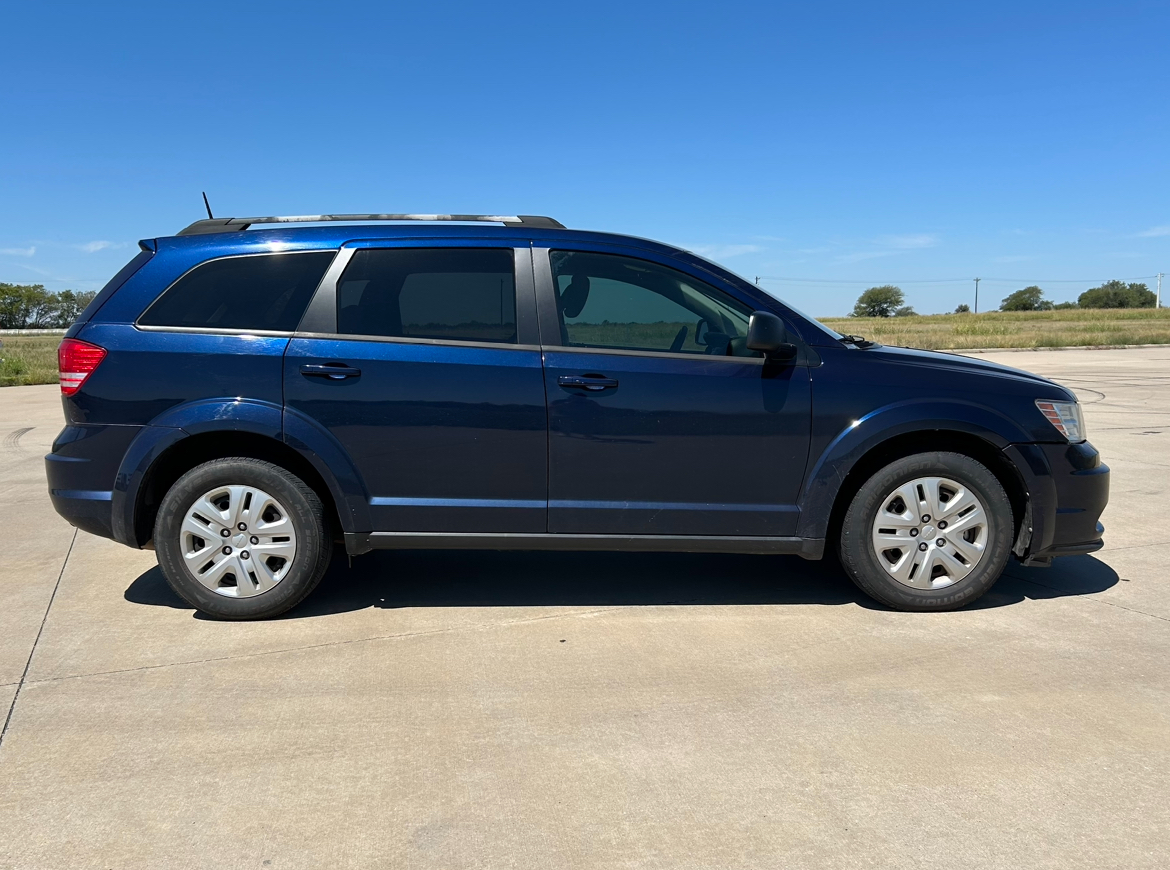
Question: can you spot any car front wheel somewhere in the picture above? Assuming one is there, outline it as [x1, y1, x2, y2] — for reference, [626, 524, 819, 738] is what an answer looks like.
[154, 458, 333, 620]
[839, 451, 1013, 611]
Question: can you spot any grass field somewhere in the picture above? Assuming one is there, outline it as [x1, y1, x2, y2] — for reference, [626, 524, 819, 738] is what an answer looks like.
[820, 307, 1170, 351]
[2, 308, 1169, 386]
[0, 334, 60, 387]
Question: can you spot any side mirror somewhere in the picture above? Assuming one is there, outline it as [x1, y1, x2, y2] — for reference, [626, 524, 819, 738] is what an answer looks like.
[746, 311, 798, 361]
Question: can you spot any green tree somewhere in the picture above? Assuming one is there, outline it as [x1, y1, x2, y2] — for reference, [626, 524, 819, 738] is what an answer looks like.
[48, 290, 97, 327]
[1078, 280, 1155, 309]
[1000, 285, 1054, 311]
[851, 285, 904, 317]
[954, 303, 970, 313]
[0, 283, 95, 328]
[1053, 301, 1078, 310]
[0, 283, 51, 328]
[893, 305, 917, 317]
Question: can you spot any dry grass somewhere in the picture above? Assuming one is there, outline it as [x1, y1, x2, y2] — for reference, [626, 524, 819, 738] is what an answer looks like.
[819, 307, 1170, 350]
[0, 335, 60, 386]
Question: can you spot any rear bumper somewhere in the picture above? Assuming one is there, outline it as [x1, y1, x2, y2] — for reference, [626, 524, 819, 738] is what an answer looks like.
[46, 485, 115, 540]
[1004, 440, 1108, 564]
[45, 424, 141, 542]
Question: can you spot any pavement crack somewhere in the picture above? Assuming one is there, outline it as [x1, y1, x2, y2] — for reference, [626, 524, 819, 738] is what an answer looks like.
[1004, 570, 1170, 623]
[21, 605, 630, 688]
[0, 528, 76, 754]
[1098, 540, 1170, 553]
[1081, 598, 1170, 623]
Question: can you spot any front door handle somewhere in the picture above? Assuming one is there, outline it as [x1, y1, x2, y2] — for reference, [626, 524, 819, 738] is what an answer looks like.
[301, 363, 361, 380]
[558, 375, 619, 391]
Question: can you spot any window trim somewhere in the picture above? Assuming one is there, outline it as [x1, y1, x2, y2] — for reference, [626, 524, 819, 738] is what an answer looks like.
[544, 343, 766, 365]
[294, 330, 543, 353]
[134, 249, 339, 334]
[135, 324, 300, 338]
[297, 242, 539, 347]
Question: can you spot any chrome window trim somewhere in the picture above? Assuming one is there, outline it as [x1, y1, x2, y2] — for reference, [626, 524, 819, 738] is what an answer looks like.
[134, 324, 295, 338]
[544, 344, 766, 365]
[292, 331, 542, 353]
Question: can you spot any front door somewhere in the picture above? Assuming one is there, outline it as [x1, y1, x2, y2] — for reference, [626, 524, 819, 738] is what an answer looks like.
[285, 242, 547, 533]
[536, 248, 811, 537]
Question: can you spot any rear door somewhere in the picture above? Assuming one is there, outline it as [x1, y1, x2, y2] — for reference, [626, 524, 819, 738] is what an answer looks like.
[534, 246, 812, 537]
[284, 240, 547, 533]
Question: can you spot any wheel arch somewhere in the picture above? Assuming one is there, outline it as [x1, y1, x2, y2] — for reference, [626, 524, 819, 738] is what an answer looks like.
[819, 429, 1028, 555]
[131, 431, 347, 548]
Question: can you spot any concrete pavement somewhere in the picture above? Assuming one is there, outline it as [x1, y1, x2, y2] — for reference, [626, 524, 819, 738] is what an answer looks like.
[1, 347, 1168, 869]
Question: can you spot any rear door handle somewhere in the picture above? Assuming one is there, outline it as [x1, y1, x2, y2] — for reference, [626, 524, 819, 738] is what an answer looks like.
[558, 375, 619, 391]
[300, 363, 361, 380]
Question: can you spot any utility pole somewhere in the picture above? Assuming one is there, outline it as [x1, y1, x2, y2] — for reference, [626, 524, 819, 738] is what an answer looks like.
[974, 277, 981, 314]
[1158, 273, 1164, 308]
[755, 276, 760, 286]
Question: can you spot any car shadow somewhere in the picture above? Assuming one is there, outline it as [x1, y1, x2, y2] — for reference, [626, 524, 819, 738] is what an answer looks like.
[124, 549, 1120, 618]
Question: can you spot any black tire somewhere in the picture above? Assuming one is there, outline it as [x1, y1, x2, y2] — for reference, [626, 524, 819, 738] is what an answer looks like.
[839, 451, 1013, 611]
[154, 458, 333, 620]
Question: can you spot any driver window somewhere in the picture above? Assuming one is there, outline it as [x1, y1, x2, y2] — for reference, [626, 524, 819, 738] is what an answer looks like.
[548, 250, 758, 356]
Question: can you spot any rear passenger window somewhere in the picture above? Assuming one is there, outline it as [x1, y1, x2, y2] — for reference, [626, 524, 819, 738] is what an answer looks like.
[337, 248, 516, 344]
[139, 251, 335, 331]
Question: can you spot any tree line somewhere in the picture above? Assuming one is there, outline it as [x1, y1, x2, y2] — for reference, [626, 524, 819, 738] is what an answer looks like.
[0, 283, 98, 328]
[852, 279, 1158, 317]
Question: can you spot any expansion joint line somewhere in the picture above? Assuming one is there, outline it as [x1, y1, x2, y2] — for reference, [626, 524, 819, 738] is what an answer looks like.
[0, 529, 76, 754]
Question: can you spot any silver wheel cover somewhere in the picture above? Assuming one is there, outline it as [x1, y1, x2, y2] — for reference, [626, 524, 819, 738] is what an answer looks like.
[871, 476, 989, 590]
[180, 485, 298, 598]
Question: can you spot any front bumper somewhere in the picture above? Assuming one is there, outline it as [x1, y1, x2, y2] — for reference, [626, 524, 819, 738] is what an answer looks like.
[1004, 440, 1109, 565]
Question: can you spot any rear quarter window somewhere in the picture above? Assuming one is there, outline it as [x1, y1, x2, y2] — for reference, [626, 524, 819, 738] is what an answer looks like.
[138, 251, 335, 331]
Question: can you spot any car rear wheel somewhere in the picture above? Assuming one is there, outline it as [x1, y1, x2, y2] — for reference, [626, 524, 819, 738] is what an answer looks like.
[154, 458, 332, 620]
[839, 452, 1013, 611]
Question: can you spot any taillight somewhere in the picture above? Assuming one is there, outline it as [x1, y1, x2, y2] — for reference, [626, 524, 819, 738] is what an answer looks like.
[58, 338, 107, 396]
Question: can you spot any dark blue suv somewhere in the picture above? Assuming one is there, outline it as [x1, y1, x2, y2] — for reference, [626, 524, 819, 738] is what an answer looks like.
[47, 213, 1109, 619]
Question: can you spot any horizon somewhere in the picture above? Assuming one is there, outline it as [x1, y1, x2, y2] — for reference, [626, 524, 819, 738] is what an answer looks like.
[2, 1, 1167, 317]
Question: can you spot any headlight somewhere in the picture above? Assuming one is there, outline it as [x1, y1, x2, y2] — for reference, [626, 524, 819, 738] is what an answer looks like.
[1035, 399, 1086, 443]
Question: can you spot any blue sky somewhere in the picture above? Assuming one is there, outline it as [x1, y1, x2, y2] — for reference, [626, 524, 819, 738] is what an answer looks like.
[2, 1, 1168, 316]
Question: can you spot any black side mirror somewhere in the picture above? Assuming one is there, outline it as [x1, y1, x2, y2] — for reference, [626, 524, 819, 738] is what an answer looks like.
[746, 311, 798, 361]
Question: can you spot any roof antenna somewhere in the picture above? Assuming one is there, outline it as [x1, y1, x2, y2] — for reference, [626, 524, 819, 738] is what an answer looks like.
[202, 191, 214, 220]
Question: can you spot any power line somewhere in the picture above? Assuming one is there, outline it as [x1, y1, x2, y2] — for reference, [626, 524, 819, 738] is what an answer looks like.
[755, 275, 1160, 285]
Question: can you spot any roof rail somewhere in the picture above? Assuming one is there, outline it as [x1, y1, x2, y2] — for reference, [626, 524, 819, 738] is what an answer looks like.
[176, 213, 566, 236]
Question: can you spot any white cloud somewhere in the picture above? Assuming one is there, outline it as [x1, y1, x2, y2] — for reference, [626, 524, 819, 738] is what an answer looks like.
[77, 240, 114, 253]
[1137, 225, 1170, 238]
[0, 246, 35, 257]
[833, 233, 938, 263]
[835, 249, 899, 263]
[690, 243, 763, 259]
[874, 233, 938, 249]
